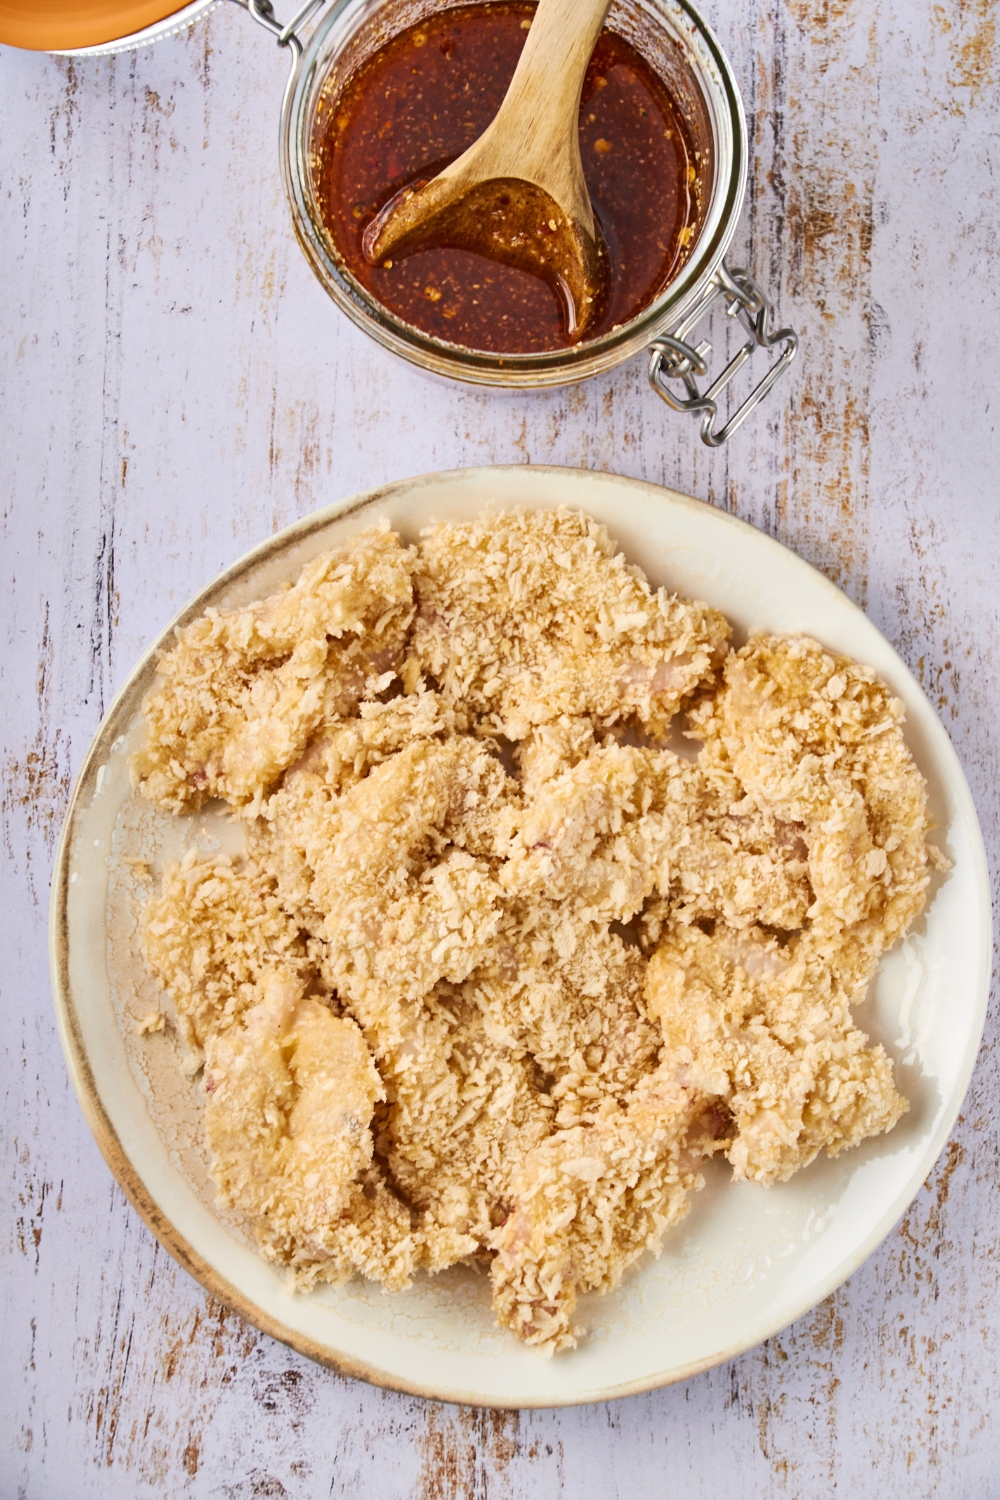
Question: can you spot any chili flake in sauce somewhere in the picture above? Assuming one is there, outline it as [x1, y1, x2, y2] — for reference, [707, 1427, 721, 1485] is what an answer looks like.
[312, 3, 705, 353]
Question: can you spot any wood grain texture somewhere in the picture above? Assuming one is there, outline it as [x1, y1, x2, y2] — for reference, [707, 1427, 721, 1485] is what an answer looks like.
[1, 0, 997, 1494]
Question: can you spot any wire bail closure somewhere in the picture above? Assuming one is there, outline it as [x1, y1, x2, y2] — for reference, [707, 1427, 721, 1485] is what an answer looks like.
[241, 0, 326, 59]
[647, 263, 797, 447]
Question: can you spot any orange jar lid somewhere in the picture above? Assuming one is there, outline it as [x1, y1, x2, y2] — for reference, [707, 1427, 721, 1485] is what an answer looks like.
[0, 0, 192, 51]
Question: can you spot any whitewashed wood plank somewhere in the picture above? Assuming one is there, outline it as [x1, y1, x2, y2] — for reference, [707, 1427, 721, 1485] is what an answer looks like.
[2, 0, 998, 1493]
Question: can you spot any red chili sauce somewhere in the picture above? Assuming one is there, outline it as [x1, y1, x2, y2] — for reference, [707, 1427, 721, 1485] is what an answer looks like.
[312, 3, 706, 353]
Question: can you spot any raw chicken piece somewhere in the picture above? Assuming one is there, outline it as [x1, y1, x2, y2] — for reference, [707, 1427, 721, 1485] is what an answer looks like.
[490, 1066, 711, 1352]
[689, 634, 934, 947]
[133, 525, 416, 810]
[499, 739, 812, 932]
[204, 971, 386, 1266]
[276, 736, 517, 1015]
[406, 509, 729, 738]
[469, 903, 661, 1125]
[366, 985, 553, 1247]
[646, 919, 907, 1184]
[142, 849, 308, 1055]
[497, 744, 700, 921]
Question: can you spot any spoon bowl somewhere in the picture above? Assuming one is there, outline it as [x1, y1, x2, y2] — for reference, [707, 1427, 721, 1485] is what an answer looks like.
[364, 0, 613, 338]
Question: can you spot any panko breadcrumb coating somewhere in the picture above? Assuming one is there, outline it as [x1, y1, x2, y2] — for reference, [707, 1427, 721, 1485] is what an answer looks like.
[132, 524, 416, 812]
[136, 510, 943, 1353]
[645, 921, 907, 1186]
[204, 970, 383, 1259]
[405, 508, 730, 737]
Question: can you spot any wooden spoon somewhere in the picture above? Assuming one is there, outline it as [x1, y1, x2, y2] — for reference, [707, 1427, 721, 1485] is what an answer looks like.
[363, 0, 614, 340]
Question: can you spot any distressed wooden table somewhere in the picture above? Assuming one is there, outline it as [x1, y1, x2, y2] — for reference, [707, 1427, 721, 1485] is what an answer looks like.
[2, 0, 998, 1494]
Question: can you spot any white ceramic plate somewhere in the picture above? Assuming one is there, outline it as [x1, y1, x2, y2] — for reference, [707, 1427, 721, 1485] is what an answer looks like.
[50, 465, 991, 1408]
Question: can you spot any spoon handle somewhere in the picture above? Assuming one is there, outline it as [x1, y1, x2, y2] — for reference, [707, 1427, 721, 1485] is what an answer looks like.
[489, 0, 613, 176]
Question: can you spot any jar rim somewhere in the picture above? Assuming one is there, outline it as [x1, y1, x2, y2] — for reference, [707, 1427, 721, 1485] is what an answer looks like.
[280, 0, 747, 387]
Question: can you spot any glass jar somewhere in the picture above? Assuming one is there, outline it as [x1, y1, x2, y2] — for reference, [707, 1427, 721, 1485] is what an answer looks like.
[261, 0, 796, 444]
[56, 0, 798, 444]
